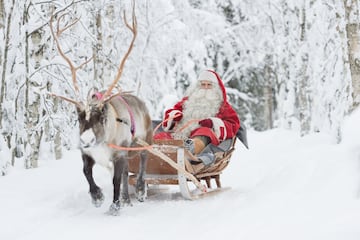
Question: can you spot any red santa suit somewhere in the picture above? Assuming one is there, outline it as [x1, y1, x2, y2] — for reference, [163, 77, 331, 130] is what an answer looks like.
[155, 70, 240, 146]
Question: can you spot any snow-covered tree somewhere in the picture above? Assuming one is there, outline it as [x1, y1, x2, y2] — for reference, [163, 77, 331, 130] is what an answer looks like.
[0, 0, 358, 172]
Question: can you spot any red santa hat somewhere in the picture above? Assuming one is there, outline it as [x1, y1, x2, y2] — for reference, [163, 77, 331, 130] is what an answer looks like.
[197, 70, 219, 84]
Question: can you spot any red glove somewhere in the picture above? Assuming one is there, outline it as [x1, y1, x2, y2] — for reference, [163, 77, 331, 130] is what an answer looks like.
[163, 110, 182, 128]
[199, 119, 213, 128]
[172, 112, 183, 121]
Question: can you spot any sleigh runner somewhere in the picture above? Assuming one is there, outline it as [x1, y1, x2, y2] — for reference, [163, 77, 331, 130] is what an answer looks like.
[128, 124, 248, 200]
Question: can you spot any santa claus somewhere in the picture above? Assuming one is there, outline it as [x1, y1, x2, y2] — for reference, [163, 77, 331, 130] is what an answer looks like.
[155, 70, 240, 158]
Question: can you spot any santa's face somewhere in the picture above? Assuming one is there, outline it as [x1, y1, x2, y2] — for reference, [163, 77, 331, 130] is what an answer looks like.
[190, 81, 222, 102]
[200, 80, 213, 89]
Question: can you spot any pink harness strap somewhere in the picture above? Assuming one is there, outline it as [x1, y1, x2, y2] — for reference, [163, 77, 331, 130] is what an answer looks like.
[95, 92, 136, 138]
[94, 92, 103, 100]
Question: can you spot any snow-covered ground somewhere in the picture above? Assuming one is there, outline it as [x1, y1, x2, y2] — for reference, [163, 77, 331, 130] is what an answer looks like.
[1, 109, 360, 240]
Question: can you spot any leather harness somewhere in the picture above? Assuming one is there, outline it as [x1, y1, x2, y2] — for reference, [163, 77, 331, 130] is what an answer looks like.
[95, 92, 136, 138]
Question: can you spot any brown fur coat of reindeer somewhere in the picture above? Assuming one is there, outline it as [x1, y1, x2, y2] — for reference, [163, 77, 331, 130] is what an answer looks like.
[50, 2, 152, 215]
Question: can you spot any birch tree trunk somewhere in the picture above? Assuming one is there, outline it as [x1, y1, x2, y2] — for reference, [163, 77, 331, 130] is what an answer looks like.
[298, 3, 311, 136]
[93, 9, 104, 87]
[277, 0, 295, 130]
[24, 3, 41, 169]
[0, 0, 16, 173]
[103, 4, 116, 88]
[343, 0, 360, 109]
[0, 0, 14, 130]
[0, 0, 4, 27]
[45, 81, 62, 160]
[52, 85, 62, 160]
[0, 1, 5, 172]
[263, 55, 274, 129]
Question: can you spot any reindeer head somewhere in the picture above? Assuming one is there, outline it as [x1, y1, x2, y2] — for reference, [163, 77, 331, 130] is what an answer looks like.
[50, 2, 137, 149]
[75, 89, 105, 148]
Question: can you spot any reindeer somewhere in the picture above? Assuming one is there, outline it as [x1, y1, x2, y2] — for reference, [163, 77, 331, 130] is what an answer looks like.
[50, 3, 152, 215]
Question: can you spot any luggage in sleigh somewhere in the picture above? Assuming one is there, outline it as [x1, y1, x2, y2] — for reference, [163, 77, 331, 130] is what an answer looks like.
[129, 121, 248, 199]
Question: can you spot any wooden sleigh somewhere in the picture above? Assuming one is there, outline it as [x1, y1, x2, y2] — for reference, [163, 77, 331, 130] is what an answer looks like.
[129, 122, 248, 200]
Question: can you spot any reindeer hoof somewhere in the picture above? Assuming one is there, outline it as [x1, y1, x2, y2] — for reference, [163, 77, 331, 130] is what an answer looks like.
[136, 183, 147, 202]
[108, 201, 121, 216]
[121, 197, 133, 207]
[91, 190, 104, 208]
[136, 193, 146, 202]
[136, 189, 147, 202]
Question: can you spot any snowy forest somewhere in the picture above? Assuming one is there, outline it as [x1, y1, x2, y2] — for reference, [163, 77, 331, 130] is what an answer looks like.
[0, 0, 359, 174]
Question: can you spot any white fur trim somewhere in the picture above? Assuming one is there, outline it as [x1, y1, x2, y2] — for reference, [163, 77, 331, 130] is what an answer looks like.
[163, 110, 182, 131]
[210, 117, 227, 141]
[197, 70, 218, 84]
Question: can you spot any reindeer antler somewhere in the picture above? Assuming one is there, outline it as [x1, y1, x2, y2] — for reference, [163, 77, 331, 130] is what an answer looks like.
[50, 11, 93, 102]
[49, 93, 84, 109]
[101, 0, 137, 102]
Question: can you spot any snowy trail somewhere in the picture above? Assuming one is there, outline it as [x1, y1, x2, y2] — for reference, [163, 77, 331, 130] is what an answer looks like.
[1, 128, 360, 240]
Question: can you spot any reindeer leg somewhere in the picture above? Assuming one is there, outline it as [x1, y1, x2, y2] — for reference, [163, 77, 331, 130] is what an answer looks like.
[136, 150, 147, 202]
[121, 159, 132, 206]
[108, 156, 129, 215]
[82, 154, 104, 207]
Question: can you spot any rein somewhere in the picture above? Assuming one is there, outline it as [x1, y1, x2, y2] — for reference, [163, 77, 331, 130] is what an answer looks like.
[152, 112, 183, 134]
[152, 113, 199, 135]
[108, 143, 153, 151]
[174, 119, 200, 134]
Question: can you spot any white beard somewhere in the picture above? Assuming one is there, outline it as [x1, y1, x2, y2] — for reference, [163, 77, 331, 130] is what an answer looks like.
[172, 87, 223, 140]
